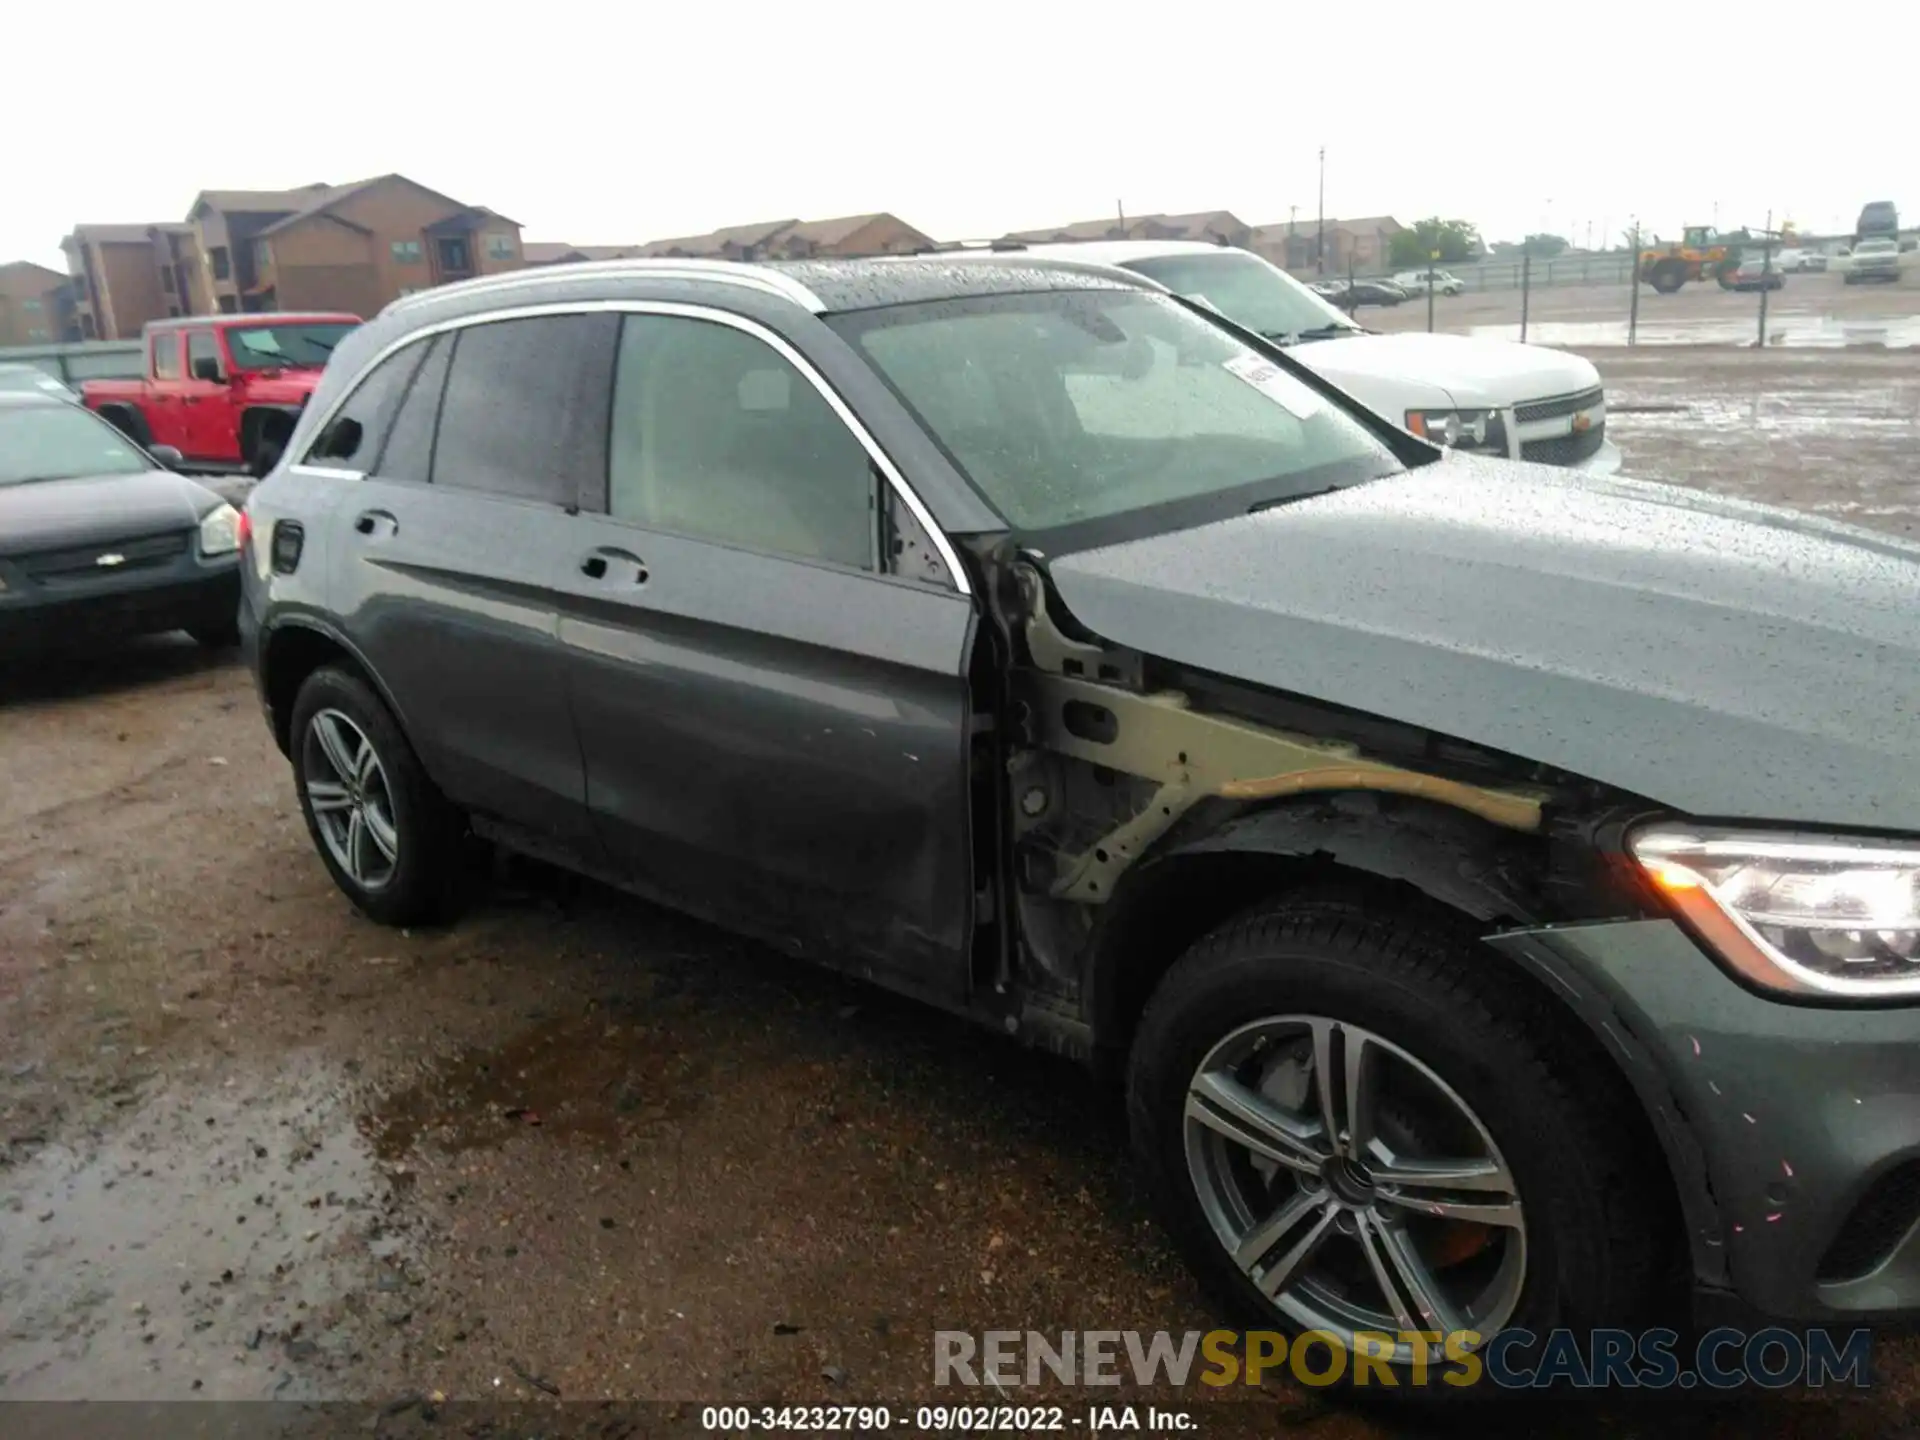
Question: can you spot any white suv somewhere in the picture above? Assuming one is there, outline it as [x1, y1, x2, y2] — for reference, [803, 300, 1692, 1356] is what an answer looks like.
[1020, 241, 1620, 473]
[1392, 268, 1466, 296]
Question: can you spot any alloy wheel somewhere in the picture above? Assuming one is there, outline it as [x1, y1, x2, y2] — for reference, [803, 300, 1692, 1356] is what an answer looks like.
[1183, 1015, 1526, 1362]
[302, 707, 401, 891]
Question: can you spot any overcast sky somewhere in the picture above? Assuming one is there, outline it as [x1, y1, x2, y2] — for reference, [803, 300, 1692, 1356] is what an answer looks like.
[10, 2, 1906, 269]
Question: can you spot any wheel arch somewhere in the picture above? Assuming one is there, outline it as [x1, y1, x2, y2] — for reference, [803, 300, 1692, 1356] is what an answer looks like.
[1081, 791, 1696, 1291]
[97, 402, 151, 443]
[260, 616, 412, 760]
[1083, 793, 1544, 1058]
[241, 404, 301, 462]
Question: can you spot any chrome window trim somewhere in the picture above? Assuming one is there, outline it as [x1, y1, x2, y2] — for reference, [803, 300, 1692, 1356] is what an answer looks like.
[298, 299, 971, 598]
[378, 259, 824, 318]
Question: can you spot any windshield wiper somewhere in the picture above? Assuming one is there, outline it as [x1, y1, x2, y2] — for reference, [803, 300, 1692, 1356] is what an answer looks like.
[1294, 322, 1361, 342]
[1248, 486, 1341, 514]
[1260, 323, 1360, 346]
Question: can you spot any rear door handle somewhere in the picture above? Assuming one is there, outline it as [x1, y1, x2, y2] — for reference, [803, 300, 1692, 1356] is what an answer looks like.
[353, 509, 398, 539]
[580, 546, 648, 585]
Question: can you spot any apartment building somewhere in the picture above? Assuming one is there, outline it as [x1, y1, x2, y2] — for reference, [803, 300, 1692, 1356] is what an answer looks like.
[1249, 215, 1407, 275]
[188, 175, 524, 317]
[1002, 210, 1255, 247]
[0, 261, 68, 345]
[523, 243, 644, 266]
[633, 212, 934, 261]
[60, 223, 197, 340]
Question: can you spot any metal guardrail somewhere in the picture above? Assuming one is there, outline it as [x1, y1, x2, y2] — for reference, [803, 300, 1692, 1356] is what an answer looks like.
[0, 338, 144, 384]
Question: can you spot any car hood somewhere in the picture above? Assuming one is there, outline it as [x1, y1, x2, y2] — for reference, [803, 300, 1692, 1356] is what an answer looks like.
[1046, 456, 1920, 831]
[0, 469, 222, 558]
[1293, 332, 1600, 410]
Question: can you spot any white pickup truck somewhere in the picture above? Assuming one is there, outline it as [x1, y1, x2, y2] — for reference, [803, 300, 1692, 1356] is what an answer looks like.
[1020, 240, 1620, 473]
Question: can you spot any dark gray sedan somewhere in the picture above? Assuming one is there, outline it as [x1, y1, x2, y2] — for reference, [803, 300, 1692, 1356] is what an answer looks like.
[0, 393, 244, 656]
[239, 254, 1920, 1401]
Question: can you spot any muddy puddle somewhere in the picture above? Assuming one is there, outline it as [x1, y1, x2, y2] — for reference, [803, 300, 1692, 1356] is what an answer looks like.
[0, 1059, 405, 1399]
[365, 1007, 713, 1161]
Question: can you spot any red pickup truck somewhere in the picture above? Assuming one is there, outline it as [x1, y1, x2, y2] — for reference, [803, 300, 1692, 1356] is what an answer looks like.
[83, 312, 360, 478]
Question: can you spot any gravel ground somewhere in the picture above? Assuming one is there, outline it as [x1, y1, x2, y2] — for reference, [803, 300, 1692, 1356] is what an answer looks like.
[4, 346, 1920, 1438]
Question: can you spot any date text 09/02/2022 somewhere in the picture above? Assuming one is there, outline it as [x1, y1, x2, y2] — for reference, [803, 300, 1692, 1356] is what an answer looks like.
[700, 1406, 1192, 1432]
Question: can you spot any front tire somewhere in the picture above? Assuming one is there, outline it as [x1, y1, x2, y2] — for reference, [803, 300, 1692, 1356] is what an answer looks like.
[289, 665, 465, 926]
[247, 413, 295, 479]
[1127, 892, 1669, 1398]
[1647, 258, 1688, 294]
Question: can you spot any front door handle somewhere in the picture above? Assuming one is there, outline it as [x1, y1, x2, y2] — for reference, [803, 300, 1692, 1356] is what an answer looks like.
[580, 546, 648, 585]
[353, 509, 398, 539]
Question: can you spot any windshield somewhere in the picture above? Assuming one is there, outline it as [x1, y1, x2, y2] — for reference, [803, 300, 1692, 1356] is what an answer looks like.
[224, 322, 357, 371]
[0, 366, 75, 398]
[1119, 251, 1360, 343]
[830, 288, 1401, 542]
[0, 404, 152, 486]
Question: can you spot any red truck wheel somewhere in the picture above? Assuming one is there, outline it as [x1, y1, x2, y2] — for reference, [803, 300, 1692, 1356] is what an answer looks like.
[98, 405, 152, 447]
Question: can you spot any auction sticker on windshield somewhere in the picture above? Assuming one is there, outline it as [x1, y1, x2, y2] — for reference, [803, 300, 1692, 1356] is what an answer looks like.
[1222, 353, 1323, 419]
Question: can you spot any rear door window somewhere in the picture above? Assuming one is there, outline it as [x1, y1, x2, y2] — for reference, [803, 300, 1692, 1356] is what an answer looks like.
[431, 314, 618, 508]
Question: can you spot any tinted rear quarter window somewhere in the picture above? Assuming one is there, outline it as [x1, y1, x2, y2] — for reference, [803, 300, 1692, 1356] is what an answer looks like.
[374, 334, 452, 483]
[431, 314, 619, 507]
[306, 342, 428, 466]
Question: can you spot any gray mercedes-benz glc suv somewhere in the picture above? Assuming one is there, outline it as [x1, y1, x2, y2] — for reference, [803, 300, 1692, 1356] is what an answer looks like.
[239, 253, 1920, 1397]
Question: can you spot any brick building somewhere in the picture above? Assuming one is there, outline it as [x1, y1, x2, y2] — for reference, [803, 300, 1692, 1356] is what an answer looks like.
[190, 176, 524, 316]
[1249, 216, 1407, 275]
[0, 260, 69, 345]
[60, 223, 196, 340]
[523, 243, 645, 266]
[630, 212, 934, 261]
[1003, 210, 1255, 247]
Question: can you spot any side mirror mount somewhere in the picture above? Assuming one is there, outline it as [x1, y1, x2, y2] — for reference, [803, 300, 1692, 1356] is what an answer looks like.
[192, 357, 225, 383]
[148, 444, 185, 469]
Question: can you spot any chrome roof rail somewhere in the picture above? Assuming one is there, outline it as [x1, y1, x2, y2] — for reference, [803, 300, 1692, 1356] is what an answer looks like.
[378, 258, 824, 317]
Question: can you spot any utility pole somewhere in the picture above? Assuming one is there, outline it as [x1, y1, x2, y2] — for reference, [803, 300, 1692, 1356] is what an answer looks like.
[1757, 207, 1775, 348]
[1117, 199, 1125, 234]
[1316, 146, 1326, 276]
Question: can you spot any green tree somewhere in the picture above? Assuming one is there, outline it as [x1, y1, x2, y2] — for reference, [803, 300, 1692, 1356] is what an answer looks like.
[1388, 217, 1482, 269]
[1522, 232, 1570, 257]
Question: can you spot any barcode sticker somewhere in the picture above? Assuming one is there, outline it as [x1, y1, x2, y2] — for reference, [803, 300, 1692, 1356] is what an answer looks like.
[1223, 354, 1323, 419]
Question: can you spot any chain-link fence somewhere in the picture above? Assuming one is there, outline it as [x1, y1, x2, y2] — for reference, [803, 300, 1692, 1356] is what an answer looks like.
[1305, 222, 1917, 349]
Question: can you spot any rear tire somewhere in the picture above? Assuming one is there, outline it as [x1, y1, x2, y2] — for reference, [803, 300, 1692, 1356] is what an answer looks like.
[1127, 891, 1670, 1401]
[289, 665, 466, 927]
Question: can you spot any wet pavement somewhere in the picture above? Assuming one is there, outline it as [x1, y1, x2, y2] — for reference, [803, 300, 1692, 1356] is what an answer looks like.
[5, 348, 1920, 1436]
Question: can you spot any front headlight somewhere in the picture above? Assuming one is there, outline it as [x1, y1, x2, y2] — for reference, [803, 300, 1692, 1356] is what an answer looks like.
[198, 503, 241, 556]
[1405, 408, 1509, 455]
[1632, 826, 1920, 998]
